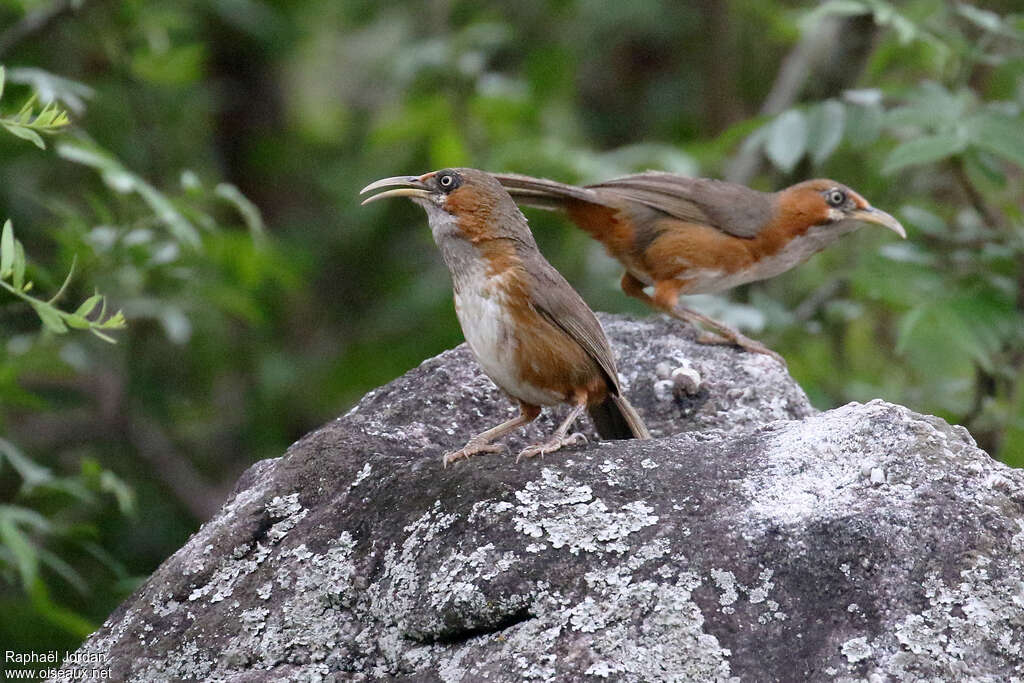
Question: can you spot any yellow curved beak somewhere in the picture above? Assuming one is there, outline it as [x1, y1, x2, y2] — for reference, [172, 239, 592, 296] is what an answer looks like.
[849, 207, 906, 239]
[359, 176, 431, 205]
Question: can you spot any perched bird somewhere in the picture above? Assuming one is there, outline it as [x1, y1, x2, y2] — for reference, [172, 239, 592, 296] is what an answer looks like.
[493, 172, 906, 361]
[361, 168, 650, 466]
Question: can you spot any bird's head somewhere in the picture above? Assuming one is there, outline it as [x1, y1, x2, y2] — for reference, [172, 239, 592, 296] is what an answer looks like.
[776, 179, 906, 239]
[361, 168, 528, 245]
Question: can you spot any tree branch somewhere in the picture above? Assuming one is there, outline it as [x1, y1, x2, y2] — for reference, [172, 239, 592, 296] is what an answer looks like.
[726, 11, 877, 184]
[949, 157, 1005, 230]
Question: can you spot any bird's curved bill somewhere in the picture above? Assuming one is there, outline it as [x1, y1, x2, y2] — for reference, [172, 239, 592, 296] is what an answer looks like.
[849, 207, 906, 239]
[360, 176, 431, 205]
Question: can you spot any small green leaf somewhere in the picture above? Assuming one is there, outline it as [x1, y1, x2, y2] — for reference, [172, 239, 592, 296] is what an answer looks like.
[100, 310, 126, 329]
[1, 219, 13, 278]
[801, 0, 869, 31]
[13, 240, 26, 290]
[1, 122, 46, 149]
[47, 255, 76, 305]
[37, 548, 89, 596]
[0, 65, 5, 101]
[882, 133, 967, 174]
[805, 100, 846, 165]
[215, 183, 266, 240]
[0, 438, 54, 489]
[64, 314, 91, 329]
[844, 103, 883, 146]
[0, 511, 39, 592]
[74, 293, 103, 318]
[765, 109, 808, 173]
[956, 3, 1022, 38]
[90, 329, 117, 343]
[967, 111, 1024, 169]
[100, 471, 136, 515]
[895, 305, 926, 355]
[31, 301, 69, 333]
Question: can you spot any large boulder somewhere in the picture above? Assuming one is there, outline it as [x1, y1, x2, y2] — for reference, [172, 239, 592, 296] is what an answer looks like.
[59, 315, 1024, 682]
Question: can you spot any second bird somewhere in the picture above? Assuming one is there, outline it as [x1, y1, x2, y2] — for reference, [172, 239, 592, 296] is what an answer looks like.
[494, 172, 906, 361]
[361, 168, 650, 467]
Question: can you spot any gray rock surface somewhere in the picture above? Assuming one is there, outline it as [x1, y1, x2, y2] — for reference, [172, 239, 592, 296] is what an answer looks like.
[59, 315, 1024, 682]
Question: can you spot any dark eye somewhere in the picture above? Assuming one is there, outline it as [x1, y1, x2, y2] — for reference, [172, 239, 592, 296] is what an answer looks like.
[438, 172, 457, 191]
[825, 188, 847, 207]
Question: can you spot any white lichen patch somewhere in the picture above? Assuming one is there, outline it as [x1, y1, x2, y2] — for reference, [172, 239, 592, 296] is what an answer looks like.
[710, 569, 739, 607]
[240, 607, 269, 634]
[466, 499, 513, 524]
[865, 553, 1024, 678]
[842, 636, 873, 663]
[598, 459, 630, 487]
[263, 493, 309, 544]
[513, 469, 658, 554]
[739, 402, 1000, 531]
[187, 541, 272, 604]
[266, 492, 303, 518]
[747, 569, 774, 605]
[424, 543, 521, 617]
[350, 463, 372, 488]
[572, 567, 737, 682]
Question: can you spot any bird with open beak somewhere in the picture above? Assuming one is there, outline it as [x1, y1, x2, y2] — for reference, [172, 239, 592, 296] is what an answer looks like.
[493, 172, 906, 363]
[361, 168, 650, 467]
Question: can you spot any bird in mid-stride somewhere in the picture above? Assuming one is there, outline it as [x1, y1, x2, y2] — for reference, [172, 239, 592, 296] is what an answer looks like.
[361, 168, 651, 467]
[493, 172, 907, 363]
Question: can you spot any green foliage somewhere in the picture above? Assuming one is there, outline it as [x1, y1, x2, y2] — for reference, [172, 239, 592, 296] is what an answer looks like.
[1, 219, 126, 341]
[0, 68, 135, 647]
[744, 0, 1024, 465]
[0, 438, 133, 638]
[0, 66, 71, 149]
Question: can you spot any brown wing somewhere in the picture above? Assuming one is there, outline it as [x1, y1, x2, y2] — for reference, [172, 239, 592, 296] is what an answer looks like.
[517, 250, 651, 440]
[586, 172, 774, 239]
[521, 255, 623, 396]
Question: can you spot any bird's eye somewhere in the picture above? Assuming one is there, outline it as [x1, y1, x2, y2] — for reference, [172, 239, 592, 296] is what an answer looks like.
[438, 172, 457, 191]
[825, 188, 847, 207]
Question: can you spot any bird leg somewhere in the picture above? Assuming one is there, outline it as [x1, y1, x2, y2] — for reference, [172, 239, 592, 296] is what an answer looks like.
[620, 273, 785, 365]
[444, 403, 541, 468]
[517, 395, 588, 461]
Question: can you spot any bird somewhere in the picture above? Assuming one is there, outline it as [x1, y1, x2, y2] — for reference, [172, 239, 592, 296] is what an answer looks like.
[360, 167, 651, 467]
[492, 172, 906, 362]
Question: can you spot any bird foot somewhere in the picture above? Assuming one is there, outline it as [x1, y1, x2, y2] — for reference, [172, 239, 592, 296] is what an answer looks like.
[695, 330, 786, 366]
[442, 442, 505, 468]
[516, 432, 587, 461]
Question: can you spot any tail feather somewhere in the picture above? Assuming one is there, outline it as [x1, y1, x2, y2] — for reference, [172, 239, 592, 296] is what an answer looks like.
[493, 173, 604, 210]
[588, 394, 651, 441]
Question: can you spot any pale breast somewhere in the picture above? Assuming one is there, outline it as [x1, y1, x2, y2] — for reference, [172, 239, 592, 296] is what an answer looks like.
[453, 277, 562, 407]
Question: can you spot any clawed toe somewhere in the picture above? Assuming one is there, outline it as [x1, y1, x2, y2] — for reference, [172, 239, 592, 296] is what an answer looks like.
[695, 330, 785, 366]
[442, 442, 505, 468]
[516, 432, 588, 461]
[736, 338, 785, 366]
[696, 331, 729, 345]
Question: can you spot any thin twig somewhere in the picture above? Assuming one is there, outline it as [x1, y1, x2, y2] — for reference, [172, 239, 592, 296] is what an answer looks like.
[726, 10, 876, 184]
[949, 156, 1005, 230]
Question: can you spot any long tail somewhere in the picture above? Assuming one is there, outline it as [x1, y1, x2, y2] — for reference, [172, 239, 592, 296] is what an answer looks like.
[587, 394, 651, 441]
[492, 173, 602, 212]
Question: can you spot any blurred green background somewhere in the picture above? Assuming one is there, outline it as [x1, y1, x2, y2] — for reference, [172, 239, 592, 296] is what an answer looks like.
[1, 0, 1022, 665]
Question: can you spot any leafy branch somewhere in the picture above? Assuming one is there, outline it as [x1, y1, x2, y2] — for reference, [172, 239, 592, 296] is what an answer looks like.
[1, 219, 126, 342]
[0, 65, 71, 149]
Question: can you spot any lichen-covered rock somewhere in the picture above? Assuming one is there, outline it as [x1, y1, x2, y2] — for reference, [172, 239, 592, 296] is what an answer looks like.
[58, 315, 1024, 682]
